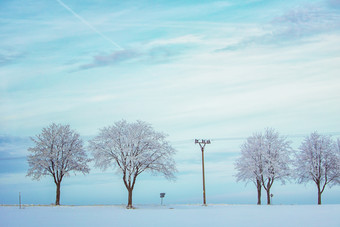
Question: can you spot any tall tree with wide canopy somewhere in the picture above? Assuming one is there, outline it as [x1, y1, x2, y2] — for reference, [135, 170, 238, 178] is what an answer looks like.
[27, 123, 90, 205]
[235, 128, 291, 205]
[261, 128, 291, 205]
[235, 133, 264, 205]
[295, 132, 340, 205]
[89, 120, 176, 208]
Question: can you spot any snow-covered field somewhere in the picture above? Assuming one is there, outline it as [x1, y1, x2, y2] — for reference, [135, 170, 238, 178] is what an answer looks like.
[1, 204, 339, 227]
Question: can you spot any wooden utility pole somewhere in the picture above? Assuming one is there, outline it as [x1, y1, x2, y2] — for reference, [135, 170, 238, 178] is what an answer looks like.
[195, 139, 211, 206]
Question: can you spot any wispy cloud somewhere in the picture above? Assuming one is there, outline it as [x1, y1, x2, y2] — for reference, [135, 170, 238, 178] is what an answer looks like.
[0, 49, 24, 66]
[328, 0, 340, 8]
[79, 47, 180, 69]
[217, 3, 340, 51]
[79, 35, 202, 69]
[80, 49, 140, 69]
[145, 35, 202, 48]
[0, 135, 30, 160]
[272, 4, 340, 36]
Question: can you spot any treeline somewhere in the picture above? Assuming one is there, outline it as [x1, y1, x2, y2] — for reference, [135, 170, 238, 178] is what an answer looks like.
[235, 128, 340, 205]
[27, 120, 176, 208]
[27, 121, 340, 207]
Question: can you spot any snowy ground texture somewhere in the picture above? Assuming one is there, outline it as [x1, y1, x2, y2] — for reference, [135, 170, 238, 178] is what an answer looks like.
[1, 204, 340, 227]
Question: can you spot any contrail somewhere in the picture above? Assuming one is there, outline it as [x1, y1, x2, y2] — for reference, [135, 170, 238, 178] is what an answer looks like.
[55, 0, 123, 50]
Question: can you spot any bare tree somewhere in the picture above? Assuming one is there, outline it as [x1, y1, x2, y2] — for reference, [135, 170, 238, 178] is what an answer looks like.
[261, 128, 291, 205]
[27, 123, 90, 205]
[89, 120, 176, 208]
[295, 132, 340, 205]
[235, 133, 264, 205]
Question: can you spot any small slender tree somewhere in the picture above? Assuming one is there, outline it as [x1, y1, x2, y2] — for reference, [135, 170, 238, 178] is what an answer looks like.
[235, 133, 264, 205]
[89, 120, 176, 208]
[295, 132, 340, 205]
[27, 123, 91, 205]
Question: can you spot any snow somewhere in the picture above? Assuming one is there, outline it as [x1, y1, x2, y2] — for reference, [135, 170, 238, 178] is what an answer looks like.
[1, 204, 340, 227]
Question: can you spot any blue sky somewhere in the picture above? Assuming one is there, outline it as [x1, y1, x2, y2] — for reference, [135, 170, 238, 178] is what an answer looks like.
[1, 0, 340, 205]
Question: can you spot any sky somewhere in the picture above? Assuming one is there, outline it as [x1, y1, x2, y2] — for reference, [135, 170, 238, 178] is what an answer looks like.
[1, 0, 340, 205]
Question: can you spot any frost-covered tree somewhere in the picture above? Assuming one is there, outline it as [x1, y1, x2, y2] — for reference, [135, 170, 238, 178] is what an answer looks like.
[235, 133, 264, 205]
[261, 128, 291, 205]
[335, 139, 340, 184]
[89, 120, 176, 208]
[27, 123, 90, 205]
[295, 132, 340, 205]
[235, 128, 291, 205]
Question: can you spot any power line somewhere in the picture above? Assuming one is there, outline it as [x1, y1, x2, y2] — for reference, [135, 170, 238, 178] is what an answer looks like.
[171, 132, 340, 144]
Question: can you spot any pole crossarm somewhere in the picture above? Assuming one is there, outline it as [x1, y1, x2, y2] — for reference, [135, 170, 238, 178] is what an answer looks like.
[195, 139, 211, 146]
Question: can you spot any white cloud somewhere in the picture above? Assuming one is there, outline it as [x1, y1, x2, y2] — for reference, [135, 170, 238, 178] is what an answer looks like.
[4, 32, 340, 138]
[0, 172, 31, 185]
[88, 95, 117, 103]
[146, 35, 203, 47]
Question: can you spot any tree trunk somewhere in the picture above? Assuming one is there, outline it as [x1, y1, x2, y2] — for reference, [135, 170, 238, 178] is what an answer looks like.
[127, 188, 133, 209]
[262, 177, 273, 205]
[317, 184, 322, 205]
[266, 189, 271, 205]
[257, 179, 261, 205]
[55, 182, 61, 205]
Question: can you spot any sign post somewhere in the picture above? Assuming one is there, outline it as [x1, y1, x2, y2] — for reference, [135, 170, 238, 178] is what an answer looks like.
[160, 193, 166, 205]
